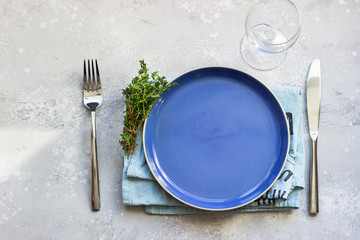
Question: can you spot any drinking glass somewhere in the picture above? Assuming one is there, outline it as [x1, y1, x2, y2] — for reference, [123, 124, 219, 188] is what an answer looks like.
[240, 0, 301, 71]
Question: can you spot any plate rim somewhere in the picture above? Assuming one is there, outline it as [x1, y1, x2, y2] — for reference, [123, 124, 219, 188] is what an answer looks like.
[142, 66, 290, 211]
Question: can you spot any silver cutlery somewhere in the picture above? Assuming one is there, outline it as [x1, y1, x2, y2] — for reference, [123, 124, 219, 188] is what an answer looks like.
[306, 59, 321, 214]
[83, 59, 103, 211]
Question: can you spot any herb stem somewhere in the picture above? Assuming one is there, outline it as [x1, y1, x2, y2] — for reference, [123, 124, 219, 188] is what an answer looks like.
[120, 60, 177, 156]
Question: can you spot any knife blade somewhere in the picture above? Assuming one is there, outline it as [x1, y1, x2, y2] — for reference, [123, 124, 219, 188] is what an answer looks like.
[307, 59, 321, 214]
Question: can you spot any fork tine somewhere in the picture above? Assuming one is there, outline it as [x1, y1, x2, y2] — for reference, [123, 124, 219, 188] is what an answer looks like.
[83, 60, 88, 92]
[88, 59, 92, 92]
[91, 59, 96, 92]
[95, 59, 101, 92]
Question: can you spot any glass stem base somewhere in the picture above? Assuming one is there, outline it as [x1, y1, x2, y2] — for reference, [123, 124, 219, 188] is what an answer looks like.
[240, 36, 287, 71]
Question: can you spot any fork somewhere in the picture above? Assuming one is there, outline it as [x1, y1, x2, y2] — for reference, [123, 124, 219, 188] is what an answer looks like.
[83, 59, 102, 211]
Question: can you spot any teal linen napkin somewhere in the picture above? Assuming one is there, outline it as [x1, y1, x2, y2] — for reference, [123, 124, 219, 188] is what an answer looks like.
[122, 85, 305, 214]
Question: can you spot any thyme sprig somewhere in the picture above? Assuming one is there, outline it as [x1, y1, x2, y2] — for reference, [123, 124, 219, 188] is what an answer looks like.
[120, 60, 177, 156]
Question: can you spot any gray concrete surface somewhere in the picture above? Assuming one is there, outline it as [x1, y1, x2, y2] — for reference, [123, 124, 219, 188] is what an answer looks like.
[0, 0, 359, 239]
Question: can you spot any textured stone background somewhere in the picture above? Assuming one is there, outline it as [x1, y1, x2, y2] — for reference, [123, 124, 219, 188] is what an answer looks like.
[0, 0, 359, 239]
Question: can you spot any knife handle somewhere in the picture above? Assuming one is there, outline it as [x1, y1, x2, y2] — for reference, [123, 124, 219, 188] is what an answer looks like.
[309, 138, 319, 214]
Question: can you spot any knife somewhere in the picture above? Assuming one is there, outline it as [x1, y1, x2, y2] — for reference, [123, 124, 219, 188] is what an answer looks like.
[307, 59, 321, 214]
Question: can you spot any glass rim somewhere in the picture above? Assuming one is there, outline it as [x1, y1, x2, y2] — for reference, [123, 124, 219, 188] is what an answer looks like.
[245, 0, 302, 47]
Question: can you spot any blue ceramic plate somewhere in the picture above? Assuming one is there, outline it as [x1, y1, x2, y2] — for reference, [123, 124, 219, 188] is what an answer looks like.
[143, 67, 289, 210]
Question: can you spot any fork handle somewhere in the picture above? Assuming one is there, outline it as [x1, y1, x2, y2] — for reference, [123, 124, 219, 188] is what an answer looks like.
[91, 111, 101, 211]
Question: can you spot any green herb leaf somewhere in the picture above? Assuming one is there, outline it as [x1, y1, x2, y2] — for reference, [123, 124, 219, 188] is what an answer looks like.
[120, 60, 177, 156]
